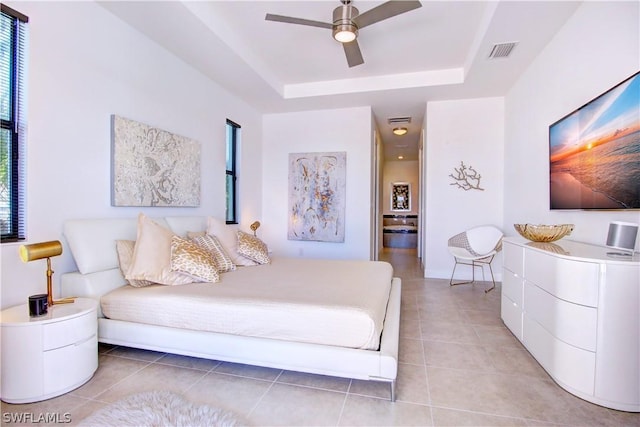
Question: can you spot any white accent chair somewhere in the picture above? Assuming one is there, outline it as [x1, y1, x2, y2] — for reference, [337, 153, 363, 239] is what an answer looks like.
[448, 225, 503, 293]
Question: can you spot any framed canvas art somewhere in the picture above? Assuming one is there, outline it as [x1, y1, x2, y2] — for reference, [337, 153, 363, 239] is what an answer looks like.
[391, 182, 411, 211]
[111, 115, 201, 207]
[288, 152, 346, 242]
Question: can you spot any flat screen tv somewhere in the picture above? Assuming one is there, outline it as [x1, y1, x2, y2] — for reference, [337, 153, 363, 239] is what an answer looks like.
[549, 71, 639, 210]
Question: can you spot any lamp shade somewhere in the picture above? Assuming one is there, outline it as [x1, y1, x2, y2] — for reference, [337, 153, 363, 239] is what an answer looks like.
[606, 221, 638, 253]
[19, 240, 63, 262]
[333, 26, 357, 43]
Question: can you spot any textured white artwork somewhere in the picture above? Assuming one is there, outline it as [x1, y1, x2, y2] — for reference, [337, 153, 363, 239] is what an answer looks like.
[111, 115, 200, 207]
[288, 152, 346, 242]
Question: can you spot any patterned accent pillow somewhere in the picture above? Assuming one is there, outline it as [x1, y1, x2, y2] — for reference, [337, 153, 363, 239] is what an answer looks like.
[115, 240, 157, 288]
[236, 231, 270, 265]
[170, 236, 220, 283]
[191, 234, 236, 273]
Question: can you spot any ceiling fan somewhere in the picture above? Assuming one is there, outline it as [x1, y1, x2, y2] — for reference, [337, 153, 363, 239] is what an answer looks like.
[265, 1, 422, 68]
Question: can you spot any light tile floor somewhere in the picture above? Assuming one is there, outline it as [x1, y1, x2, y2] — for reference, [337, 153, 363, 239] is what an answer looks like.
[2, 248, 639, 426]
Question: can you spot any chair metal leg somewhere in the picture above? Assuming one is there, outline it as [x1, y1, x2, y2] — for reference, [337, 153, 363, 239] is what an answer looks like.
[449, 259, 476, 286]
[484, 262, 496, 293]
[449, 255, 496, 293]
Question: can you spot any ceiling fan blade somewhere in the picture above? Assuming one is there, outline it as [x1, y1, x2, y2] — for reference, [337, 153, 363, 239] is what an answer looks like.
[265, 13, 332, 29]
[353, 1, 422, 29]
[343, 40, 364, 68]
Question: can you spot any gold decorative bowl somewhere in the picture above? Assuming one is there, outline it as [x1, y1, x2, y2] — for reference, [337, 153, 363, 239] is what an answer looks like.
[514, 224, 574, 243]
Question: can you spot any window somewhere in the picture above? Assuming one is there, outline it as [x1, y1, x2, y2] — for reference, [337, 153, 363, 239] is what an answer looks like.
[225, 119, 240, 224]
[1, 5, 28, 242]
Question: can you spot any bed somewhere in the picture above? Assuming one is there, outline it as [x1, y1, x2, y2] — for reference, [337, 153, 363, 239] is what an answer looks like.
[60, 216, 401, 400]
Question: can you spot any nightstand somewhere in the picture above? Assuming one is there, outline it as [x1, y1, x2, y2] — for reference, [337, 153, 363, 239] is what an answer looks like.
[0, 297, 98, 403]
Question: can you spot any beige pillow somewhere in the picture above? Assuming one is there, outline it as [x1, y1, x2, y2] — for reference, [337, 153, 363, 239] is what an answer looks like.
[186, 230, 206, 239]
[191, 234, 236, 273]
[115, 240, 156, 288]
[126, 213, 196, 286]
[170, 236, 220, 283]
[237, 231, 270, 265]
[206, 217, 258, 266]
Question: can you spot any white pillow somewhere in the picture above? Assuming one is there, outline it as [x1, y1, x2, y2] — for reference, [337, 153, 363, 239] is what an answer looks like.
[115, 240, 157, 288]
[126, 213, 196, 286]
[206, 217, 258, 266]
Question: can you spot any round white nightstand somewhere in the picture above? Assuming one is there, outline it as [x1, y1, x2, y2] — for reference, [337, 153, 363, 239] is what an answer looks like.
[0, 297, 98, 403]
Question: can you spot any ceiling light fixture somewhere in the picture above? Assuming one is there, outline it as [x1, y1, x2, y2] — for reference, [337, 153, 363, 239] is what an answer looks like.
[333, 25, 357, 43]
[393, 127, 408, 136]
[332, 1, 358, 43]
[398, 155, 404, 160]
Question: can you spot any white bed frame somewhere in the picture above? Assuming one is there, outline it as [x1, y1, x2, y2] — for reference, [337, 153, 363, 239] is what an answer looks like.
[60, 217, 401, 401]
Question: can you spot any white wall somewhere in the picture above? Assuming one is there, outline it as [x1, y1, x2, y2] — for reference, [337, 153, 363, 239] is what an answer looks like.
[504, 1, 640, 249]
[0, 2, 262, 309]
[261, 107, 373, 260]
[424, 97, 505, 279]
[382, 160, 419, 215]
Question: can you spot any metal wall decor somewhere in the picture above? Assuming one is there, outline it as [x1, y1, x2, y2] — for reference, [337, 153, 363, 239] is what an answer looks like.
[449, 161, 484, 191]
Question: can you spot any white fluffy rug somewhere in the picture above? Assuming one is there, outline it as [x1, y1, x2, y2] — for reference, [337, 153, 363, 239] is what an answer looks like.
[79, 391, 246, 427]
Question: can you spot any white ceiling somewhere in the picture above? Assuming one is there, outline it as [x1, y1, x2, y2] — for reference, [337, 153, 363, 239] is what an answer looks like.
[99, 1, 581, 161]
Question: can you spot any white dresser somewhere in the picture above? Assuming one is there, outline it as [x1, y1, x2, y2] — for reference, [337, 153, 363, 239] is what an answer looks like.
[0, 298, 98, 403]
[501, 237, 639, 412]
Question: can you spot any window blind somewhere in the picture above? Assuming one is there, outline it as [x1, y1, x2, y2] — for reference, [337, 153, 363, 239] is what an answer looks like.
[1, 5, 28, 242]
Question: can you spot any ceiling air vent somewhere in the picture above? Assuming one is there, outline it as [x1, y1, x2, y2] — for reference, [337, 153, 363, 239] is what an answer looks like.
[488, 42, 518, 59]
[387, 116, 412, 125]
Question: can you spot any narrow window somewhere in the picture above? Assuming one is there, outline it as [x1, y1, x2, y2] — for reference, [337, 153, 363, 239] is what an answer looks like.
[1, 5, 28, 242]
[225, 119, 240, 224]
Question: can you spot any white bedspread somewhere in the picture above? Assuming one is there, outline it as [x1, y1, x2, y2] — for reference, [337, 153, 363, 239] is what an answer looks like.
[101, 258, 393, 350]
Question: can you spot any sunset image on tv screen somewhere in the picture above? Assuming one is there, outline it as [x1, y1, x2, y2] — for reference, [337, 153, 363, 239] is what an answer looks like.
[549, 72, 640, 210]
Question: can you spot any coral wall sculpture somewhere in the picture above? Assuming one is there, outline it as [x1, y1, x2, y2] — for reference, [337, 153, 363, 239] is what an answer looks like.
[449, 161, 484, 191]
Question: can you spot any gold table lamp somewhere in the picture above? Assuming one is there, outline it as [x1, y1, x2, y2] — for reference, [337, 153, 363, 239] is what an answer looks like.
[250, 221, 261, 236]
[19, 240, 75, 306]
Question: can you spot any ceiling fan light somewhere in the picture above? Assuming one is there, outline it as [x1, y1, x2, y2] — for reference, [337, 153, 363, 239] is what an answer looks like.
[333, 24, 357, 43]
[393, 127, 408, 136]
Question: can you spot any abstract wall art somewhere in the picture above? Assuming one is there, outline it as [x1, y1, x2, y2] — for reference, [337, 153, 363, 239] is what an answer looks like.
[111, 115, 201, 207]
[288, 151, 346, 242]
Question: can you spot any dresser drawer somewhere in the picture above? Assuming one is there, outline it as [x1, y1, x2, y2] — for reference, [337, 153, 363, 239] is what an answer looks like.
[43, 311, 97, 351]
[524, 249, 599, 307]
[524, 281, 597, 351]
[523, 314, 595, 396]
[502, 268, 523, 307]
[501, 294, 522, 340]
[503, 241, 524, 276]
